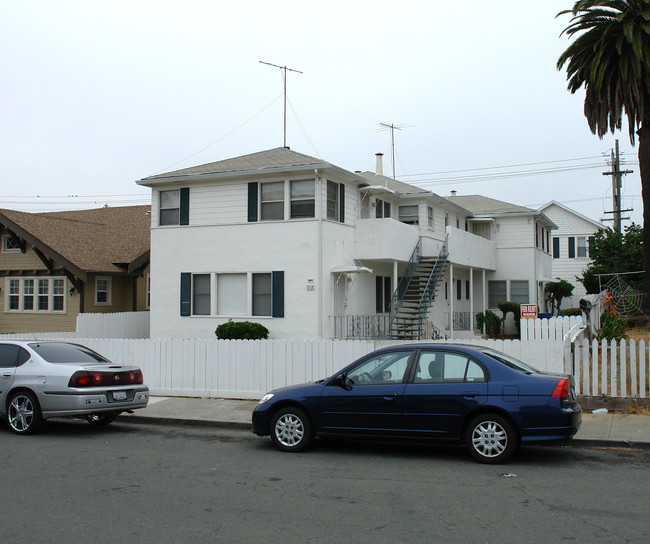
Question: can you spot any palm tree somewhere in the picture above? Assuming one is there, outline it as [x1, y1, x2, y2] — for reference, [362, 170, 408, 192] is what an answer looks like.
[557, 0, 650, 312]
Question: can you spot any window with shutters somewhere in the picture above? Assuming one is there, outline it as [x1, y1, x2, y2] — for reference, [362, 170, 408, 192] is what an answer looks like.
[180, 272, 284, 318]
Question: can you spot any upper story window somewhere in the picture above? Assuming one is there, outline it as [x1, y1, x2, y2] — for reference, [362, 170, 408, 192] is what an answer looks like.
[290, 180, 315, 218]
[399, 205, 419, 225]
[261, 182, 285, 220]
[577, 236, 588, 257]
[428, 207, 433, 228]
[552, 237, 560, 258]
[327, 181, 339, 221]
[376, 198, 391, 219]
[160, 190, 180, 225]
[2, 235, 20, 253]
[159, 188, 189, 226]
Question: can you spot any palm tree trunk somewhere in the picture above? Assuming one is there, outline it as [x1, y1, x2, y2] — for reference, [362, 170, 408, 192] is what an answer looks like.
[640, 99, 650, 315]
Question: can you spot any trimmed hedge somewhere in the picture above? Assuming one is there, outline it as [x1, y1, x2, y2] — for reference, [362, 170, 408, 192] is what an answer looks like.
[215, 320, 269, 340]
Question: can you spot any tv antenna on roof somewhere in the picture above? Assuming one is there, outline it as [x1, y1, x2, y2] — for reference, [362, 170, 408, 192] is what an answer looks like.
[377, 122, 411, 179]
[260, 61, 303, 148]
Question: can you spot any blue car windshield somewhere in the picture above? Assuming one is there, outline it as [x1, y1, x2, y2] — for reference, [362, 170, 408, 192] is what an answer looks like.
[481, 349, 538, 375]
[28, 342, 109, 363]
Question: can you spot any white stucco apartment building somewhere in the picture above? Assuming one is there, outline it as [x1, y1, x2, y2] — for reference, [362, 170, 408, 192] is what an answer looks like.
[137, 147, 557, 340]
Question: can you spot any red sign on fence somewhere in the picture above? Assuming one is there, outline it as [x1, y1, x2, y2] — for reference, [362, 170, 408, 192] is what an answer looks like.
[520, 304, 538, 319]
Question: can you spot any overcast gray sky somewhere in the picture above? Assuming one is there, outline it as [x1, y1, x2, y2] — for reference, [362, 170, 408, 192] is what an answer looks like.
[1, 0, 642, 225]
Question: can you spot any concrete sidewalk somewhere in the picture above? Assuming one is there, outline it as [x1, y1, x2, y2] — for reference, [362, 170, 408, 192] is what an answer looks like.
[118, 396, 650, 450]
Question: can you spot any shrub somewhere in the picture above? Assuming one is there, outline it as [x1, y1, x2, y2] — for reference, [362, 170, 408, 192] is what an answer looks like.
[498, 301, 521, 334]
[561, 308, 582, 316]
[476, 310, 501, 338]
[215, 320, 269, 340]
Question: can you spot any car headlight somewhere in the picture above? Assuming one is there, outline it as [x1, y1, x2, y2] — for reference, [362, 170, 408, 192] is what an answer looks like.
[258, 393, 274, 405]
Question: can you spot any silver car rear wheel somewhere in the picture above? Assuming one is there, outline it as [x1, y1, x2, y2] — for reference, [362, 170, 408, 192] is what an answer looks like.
[85, 412, 118, 426]
[7, 391, 43, 435]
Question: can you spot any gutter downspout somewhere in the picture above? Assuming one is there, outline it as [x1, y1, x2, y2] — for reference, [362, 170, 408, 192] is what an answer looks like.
[317, 171, 323, 338]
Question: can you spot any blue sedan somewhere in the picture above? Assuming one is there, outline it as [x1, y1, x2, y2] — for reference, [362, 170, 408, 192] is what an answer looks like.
[252, 344, 582, 463]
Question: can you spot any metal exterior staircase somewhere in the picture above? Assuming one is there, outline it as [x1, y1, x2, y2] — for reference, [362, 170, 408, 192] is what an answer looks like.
[388, 236, 449, 340]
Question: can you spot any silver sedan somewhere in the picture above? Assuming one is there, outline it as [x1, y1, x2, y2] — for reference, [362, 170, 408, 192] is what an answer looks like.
[0, 341, 149, 434]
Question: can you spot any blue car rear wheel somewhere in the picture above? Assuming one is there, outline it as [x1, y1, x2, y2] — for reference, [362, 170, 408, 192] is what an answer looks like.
[466, 413, 517, 464]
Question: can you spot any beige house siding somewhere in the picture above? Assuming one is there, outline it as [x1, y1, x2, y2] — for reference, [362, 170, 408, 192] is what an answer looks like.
[0, 278, 80, 334]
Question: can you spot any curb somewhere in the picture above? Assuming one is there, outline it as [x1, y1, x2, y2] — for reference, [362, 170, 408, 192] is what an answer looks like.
[117, 414, 251, 431]
[118, 415, 650, 450]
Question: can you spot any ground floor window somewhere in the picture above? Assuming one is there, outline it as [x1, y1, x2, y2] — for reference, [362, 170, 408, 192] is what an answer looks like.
[375, 276, 392, 313]
[510, 281, 529, 304]
[488, 280, 506, 309]
[5, 277, 66, 313]
[181, 271, 284, 318]
[95, 277, 111, 305]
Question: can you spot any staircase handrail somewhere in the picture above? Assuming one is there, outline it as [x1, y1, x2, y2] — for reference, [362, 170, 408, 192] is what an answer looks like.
[416, 235, 449, 330]
[388, 237, 422, 326]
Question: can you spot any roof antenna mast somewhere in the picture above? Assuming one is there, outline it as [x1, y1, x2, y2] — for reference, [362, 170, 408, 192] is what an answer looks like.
[260, 61, 303, 148]
[377, 122, 410, 179]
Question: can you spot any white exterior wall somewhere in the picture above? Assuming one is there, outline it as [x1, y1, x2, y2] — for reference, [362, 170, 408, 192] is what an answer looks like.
[542, 203, 601, 308]
[487, 216, 553, 310]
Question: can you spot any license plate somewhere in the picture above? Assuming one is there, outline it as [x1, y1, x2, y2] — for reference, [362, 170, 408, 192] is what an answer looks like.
[112, 390, 127, 401]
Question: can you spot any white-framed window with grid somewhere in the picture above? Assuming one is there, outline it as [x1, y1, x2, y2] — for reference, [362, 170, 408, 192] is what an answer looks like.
[4, 277, 67, 313]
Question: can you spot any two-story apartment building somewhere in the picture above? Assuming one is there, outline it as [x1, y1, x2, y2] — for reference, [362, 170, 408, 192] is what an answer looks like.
[138, 147, 556, 340]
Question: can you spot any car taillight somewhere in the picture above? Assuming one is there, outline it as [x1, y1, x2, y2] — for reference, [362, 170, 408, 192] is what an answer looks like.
[69, 370, 91, 387]
[551, 378, 570, 398]
[93, 373, 103, 385]
[128, 371, 143, 384]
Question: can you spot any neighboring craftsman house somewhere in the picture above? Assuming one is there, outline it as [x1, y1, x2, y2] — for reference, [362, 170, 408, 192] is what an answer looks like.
[538, 200, 603, 309]
[137, 147, 556, 340]
[0, 205, 150, 334]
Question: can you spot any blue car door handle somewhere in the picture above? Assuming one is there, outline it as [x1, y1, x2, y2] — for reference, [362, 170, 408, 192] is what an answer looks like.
[463, 391, 479, 398]
[383, 393, 398, 400]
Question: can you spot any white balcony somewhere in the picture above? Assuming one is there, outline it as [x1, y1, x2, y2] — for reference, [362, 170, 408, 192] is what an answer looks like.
[446, 226, 496, 270]
[353, 218, 420, 261]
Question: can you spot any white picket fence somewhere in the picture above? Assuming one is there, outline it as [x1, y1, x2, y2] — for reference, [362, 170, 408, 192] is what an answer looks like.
[77, 312, 150, 339]
[76, 338, 375, 399]
[520, 316, 583, 341]
[572, 339, 649, 398]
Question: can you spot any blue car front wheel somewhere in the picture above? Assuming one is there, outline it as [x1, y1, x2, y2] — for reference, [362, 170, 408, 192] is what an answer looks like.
[270, 407, 314, 452]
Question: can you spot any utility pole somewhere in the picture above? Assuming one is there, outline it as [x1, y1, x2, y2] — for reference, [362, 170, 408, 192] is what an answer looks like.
[259, 61, 303, 148]
[602, 139, 633, 230]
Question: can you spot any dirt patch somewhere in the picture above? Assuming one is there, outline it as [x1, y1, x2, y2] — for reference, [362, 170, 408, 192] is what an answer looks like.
[624, 324, 650, 341]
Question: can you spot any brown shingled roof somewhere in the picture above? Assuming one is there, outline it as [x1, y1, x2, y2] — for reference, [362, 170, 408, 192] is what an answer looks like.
[0, 205, 151, 274]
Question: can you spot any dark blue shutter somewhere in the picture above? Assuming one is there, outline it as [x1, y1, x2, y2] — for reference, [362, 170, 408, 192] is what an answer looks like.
[180, 273, 191, 316]
[568, 237, 576, 258]
[180, 188, 190, 226]
[552, 237, 560, 258]
[339, 183, 345, 223]
[272, 271, 284, 318]
[248, 182, 258, 222]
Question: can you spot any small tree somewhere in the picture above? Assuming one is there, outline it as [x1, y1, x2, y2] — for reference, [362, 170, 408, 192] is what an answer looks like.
[498, 301, 521, 335]
[577, 225, 643, 294]
[545, 280, 575, 316]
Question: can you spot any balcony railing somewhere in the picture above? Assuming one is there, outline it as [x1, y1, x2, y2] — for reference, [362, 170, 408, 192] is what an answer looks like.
[331, 315, 390, 339]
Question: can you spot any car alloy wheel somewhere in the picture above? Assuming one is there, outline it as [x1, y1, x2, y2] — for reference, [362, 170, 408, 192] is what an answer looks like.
[466, 414, 517, 464]
[270, 407, 314, 452]
[85, 412, 118, 426]
[7, 391, 43, 435]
